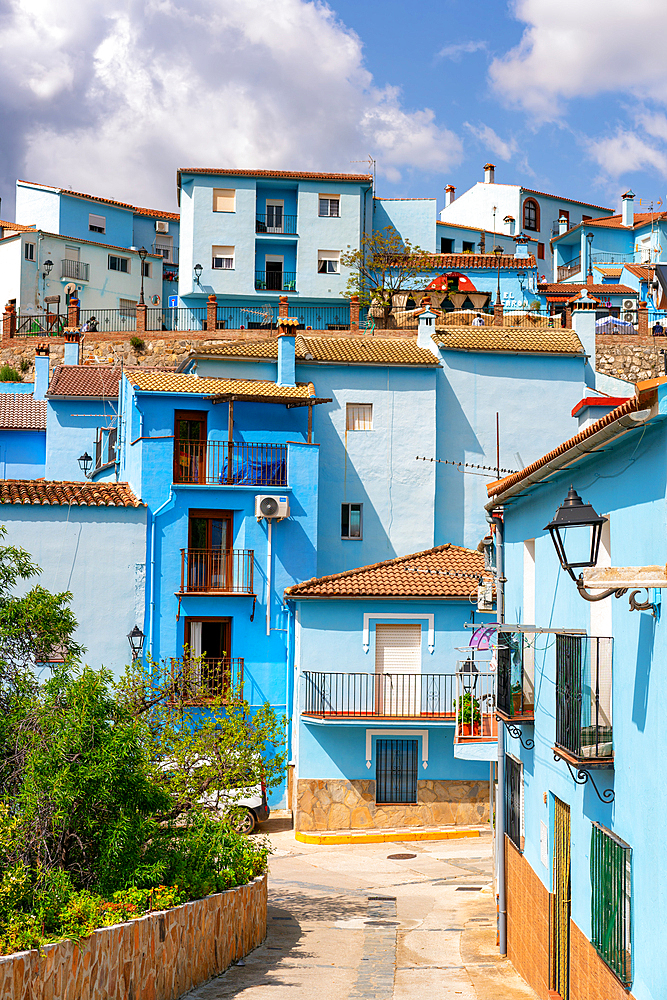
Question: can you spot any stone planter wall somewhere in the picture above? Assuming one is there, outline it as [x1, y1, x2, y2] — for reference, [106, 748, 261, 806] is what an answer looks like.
[296, 778, 489, 831]
[0, 873, 267, 1000]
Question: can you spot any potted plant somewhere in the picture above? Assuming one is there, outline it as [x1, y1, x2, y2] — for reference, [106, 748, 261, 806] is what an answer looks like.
[455, 692, 482, 736]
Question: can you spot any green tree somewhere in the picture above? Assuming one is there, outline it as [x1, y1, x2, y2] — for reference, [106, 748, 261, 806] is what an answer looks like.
[340, 226, 433, 328]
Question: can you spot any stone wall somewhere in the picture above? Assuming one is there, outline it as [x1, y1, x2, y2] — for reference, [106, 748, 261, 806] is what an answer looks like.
[596, 334, 667, 382]
[295, 778, 489, 831]
[0, 873, 266, 1000]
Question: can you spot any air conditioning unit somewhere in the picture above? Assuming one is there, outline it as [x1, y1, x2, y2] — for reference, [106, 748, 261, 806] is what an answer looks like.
[155, 220, 169, 234]
[623, 310, 637, 325]
[622, 298, 636, 311]
[255, 495, 290, 520]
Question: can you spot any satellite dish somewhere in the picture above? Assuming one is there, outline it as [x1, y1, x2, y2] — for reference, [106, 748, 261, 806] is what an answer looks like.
[64, 283, 76, 295]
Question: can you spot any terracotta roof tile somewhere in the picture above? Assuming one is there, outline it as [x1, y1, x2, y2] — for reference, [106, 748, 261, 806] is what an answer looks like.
[128, 370, 319, 400]
[538, 283, 636, 296]
[432, 327, 584, 355]
[427, 253, 537, 270]
[178, 168, 372, 182]
[574, 211, 667, 230]
[189, 335, 439, 367]
[285, 544, 490, 599]
[0, 480, 143, 507]
[519, 186, 612, 212]
[624, 264, 652, 280]
[0, 220, 36, 232]
[17, 180, 179, 220]
[594, 266, 623, 276]
[47, 366, 122, 398]
[0, 394, 46, 430]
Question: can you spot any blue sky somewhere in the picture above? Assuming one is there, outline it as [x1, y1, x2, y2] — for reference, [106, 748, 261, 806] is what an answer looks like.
[1, 0, 667, 217]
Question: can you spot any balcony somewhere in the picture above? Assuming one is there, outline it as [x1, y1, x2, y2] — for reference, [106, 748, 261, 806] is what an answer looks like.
[61, 258, 90, 281]
[180, 548, 254, 594]
[152, 241, 179, 265]
[555, 634, 613, 767]
[303, 672, 458, 720]
[170, 657, 244, 704]
[496, 631, 534, 723]
[255, 271, 297, 292]
[557, 257, 581, 281]
[256, 214, 298, 235]
[174, 441, 288, 487]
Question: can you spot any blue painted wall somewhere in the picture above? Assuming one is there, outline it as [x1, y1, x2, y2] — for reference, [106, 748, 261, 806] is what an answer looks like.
[46, 397, 118, 481]
[373, 198, 437, 252]
[0, 429, 46, 478]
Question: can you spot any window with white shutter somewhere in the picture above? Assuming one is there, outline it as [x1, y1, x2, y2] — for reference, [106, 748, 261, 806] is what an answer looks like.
[213, 189, 236, 212]
[375, 624, 422, 715]
[89, 213, 106, 233]
[212, 245, 235, 269]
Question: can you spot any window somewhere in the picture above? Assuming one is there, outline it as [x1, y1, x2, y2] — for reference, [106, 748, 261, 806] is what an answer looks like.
[346, 403, 372, 431]
[119, 298, 137, 317]
[376, 739, 417, 804]
[537, 242, 545, 259]
[341, 502, 362, 539]
[555, 634, 613, 762]
[89, 213, 106, 233]
[141, 261, 151, 278]
[319, 196, 340, 217]
[187, 510, 238, 592]
[375, 624, 422, 715]
[213, 188, 236, 212]
[155, 243, 171, 261]
[24, 242, 35, 261]
[523, 198, 540, 231]
[95, 427, 117, 468]
[591, 823, 632, 986]
[462, 240, 475, 253]
[266, 201, 284, 232]
[174, 410, 207, 484]
[317, 250, 340, 273]
[582, 214, 592, 222]
[505, 754, 523, 850]
[440, 237, 454, 253]
[182, 617, 237, 700]
[109, 255, 130, 272]
[212, 245, 234, 269]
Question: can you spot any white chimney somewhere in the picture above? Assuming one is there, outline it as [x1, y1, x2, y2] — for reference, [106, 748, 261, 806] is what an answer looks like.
[484, 163, 495, 184]
[504, 215, 515, 237]
[445, 184, 456, 207]
[622, 190, 635, 227]
[558, 215, 569, 235]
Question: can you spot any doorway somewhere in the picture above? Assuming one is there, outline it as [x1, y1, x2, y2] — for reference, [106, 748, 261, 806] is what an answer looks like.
[188, 510, 233, 590]
[266, 258, 284, 290]
[552, 797, 571, 999]
[375, 624, 422, 716]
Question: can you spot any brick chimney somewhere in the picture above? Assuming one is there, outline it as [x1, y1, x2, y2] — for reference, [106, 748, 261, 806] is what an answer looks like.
[445, 185, 456, 207]
[64, 329, 80, 365]
[484, 163, 495, 184]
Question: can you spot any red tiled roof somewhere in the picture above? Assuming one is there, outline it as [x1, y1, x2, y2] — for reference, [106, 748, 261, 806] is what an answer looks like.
[487, 395, 645, 499]
[47, 366, 122, 398]
[284, 544, 490, 599]
[427, 253, 536, 269]
[575, 211, 667, 230]
[0, 219, 36, 232]
[177, 168, 372, 182]
[571, 395, 630, 417]
[436, 220, 537, 239]
[624, 264, 652, 280]
[519, 186, 612, 212]
[17, 180, 179, 220]
[538, 283, 636, 296]
[0, 480, 143, 507]
[0, 394, 46, 430]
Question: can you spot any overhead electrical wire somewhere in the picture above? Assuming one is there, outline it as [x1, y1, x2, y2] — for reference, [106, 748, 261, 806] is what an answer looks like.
[416, 455, 516, 477]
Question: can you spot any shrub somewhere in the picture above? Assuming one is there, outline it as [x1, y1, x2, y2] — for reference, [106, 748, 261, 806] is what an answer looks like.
[19, 359, 31, 374]
[0, 365, 21, 382]
[130, 336, 145, 351]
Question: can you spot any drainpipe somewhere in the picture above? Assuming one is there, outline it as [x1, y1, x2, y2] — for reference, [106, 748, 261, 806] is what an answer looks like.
[149, 487, 175, 659]
[490, 510, 507, 955]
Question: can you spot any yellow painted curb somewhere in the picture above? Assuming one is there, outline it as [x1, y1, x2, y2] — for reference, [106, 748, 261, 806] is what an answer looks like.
[294, 828, 482, 845]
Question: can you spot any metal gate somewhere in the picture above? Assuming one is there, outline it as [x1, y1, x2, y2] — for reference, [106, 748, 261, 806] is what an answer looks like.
[375, 739, 418, 804]
[552, 797, 571, 999]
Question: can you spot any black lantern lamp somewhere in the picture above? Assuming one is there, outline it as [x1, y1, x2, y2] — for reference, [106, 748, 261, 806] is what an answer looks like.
[43, 259, 53, 278]
[544, 486, 607, 582]
[138, 246, 148, 304]
[78, 451, 92, 476]
[194, 262, 203, 285]
[127, 625, 145, 660]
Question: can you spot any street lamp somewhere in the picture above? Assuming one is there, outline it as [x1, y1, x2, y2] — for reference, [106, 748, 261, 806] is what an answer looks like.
[127, 625, 145, 660]
[138, 246, 148, 305]
[43, 259, 53, 278]
[493, 244, 503, 305]
[78, 451, 92, 476]
[586, 232, 594, 280]
[194, 263, 203, 285]
[544, 487, 607, 582]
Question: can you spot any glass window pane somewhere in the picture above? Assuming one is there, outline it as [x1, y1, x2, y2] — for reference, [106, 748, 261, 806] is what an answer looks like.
[349, 504, 362, 537]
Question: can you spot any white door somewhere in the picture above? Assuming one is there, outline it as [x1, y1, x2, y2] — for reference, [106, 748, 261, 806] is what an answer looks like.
[375, 624, 422, 716]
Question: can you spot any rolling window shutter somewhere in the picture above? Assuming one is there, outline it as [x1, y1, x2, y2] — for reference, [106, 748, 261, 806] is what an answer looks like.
[375, 624, 422, 675]
[213, 188, 235, 212]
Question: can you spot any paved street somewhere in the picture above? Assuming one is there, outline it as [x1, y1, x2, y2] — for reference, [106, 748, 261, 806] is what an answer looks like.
[188, 820, 537, 1000]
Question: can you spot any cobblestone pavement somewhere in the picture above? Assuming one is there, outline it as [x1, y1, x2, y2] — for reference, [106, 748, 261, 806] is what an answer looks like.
[186, 820, 538, 1000]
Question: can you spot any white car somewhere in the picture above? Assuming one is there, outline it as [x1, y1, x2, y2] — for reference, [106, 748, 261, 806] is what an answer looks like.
[160, 760, 270, 834]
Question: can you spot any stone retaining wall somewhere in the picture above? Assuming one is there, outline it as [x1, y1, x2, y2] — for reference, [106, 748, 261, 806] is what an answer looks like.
[296, 778, 489, 831]
[595, 334, 667, 382]
[0, 873, 267, 1000]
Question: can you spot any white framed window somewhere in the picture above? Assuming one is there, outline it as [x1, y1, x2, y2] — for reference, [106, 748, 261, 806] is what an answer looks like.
[141, 261, 152, 278]
[319, 196, 340, 217]
[346, 403, 373, 431]
[109, 255, 130, 273]
[265, 200, 284, 232]
[213, 188, 236, 212]
[318, 250, 340, 274]
[212, 245, 235, 269]
[89, 213, 106, 233]
[24, 242, 35, 261]
[119, 298, 137, 316]
[341, 502, 362, 539]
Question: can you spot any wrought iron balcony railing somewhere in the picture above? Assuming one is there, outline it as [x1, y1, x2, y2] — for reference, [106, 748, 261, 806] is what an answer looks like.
[255, 214, 298, 235]
[171, 657, 244, 704]
[496, 631, 535, 722]
[555, 634, 613, 765]
[254, 271, 297, 292]
[174, 442, 287, 487]
[303, 671, 459, 719]
[61, 258, 90, 281]
[180, 548, 254, 594]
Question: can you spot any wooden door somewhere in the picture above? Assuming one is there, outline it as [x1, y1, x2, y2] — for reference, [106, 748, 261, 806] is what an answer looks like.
[552, 797, 571, 999]
[174, 411, 207, 483]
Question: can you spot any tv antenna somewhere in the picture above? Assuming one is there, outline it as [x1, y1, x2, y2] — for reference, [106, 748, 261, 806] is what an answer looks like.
[351, 155, 376, 192]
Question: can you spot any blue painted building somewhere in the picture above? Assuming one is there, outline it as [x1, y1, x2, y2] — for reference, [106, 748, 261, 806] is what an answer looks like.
[485, 366, 667, 998]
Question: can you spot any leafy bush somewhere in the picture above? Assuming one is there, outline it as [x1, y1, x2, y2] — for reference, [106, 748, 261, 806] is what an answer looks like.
[0, 365, 21, 382]
[130, 336, 145, 351]
[19, 359, 31, 374]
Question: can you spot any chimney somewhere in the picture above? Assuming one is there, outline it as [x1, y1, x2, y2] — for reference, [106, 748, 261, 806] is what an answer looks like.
[64, 329, 80, 366]
[277, 317, 298, 386]
[558, 215, 569, 235]
[504, 215, 515, 237]
[417, 297, 439, 354]
[484, 163, 495, 184]
[514, 235, 529, 259]
[34, 343, 49, 400]
[445, 184, 456, 207]
[622, 190, 635, 227]
[572, 290, 597, 387]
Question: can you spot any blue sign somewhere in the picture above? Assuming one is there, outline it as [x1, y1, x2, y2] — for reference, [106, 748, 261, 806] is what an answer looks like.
[168, 295, 178, 309]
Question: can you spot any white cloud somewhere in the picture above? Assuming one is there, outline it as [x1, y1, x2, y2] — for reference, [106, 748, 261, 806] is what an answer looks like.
[489, 0, 667, 120]
[0, 0, 462, 213]
[463, 122, 517, 161]
[588, 130, 667, 178]
[436, 40, 487, 62]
